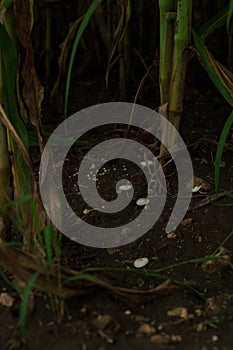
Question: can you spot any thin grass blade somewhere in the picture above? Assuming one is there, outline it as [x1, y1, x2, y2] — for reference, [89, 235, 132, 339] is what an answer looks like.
[215, 111, 233, 192]
[198, 6, 228, 42]
[20, 271, 39, 335]
[227, 0, 233, 32]
[64, 0, 104, 117]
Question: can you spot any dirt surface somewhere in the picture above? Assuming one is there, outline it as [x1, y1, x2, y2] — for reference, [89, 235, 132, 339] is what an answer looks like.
[1, 80, 233, 350]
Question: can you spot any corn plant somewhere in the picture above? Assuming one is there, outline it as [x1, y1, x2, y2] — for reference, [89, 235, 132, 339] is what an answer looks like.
[0, 0, 47, 249]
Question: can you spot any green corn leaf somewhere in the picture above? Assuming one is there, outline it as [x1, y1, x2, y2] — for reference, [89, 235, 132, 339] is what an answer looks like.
[0, 23, 28, 148]
[212, 230, 233, 256]
[227, 0, 233, 32]
[198, 6, 228, 42]
[0, 242, 22, 247]
[0, 0, 14, 9]
[192, 29, 233, 107]
[64, 0, 104, 117]
[214, 111, 233, 193]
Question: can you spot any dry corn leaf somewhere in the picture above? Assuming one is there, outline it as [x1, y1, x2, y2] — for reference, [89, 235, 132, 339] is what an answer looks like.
[0, 246, 195, 306]
[150, 334, 170, 344]
[92, 314, 120, 339]
[167, 306, 189, 319]
[138, 323, 156, 336]
[0, 292, 15, 307]
[201, 247, 231, 274]
[14, 0, 45, 151]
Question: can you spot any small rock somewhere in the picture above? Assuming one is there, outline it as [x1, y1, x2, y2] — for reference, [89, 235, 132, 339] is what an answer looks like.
[136, 198, 150, 206]
[133, 257, 149, 268]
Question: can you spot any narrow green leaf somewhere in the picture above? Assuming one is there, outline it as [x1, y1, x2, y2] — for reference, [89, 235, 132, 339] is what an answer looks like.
[64, 0, 104, 117]
[20, 271, 39, 335]
[0, 23, 28, 148]
[214, 111, 233, 193]
[192, 29, 233, 106]
[227, 0, 233, 32]
[212, 230, 233, 256]
[0, 0, 14, 9]
[44, 225, 54, 271]
[0, 242, 22, 247]
[0, 267, 20, 293]
[198, 6, 228, 42]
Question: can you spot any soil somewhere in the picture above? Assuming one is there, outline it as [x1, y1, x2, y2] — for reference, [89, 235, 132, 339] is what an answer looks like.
[1, 77, 233, 350]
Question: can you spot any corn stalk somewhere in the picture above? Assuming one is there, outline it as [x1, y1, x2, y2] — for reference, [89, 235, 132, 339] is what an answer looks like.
[159, 0, 192, 149]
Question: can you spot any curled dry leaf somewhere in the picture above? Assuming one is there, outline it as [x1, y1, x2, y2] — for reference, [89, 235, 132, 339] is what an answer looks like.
[201, 247, 232, 274]
[0, 246, 195, 306]
[14, 0, 45, 151]
[150, 334, 170, 344]
[150, 333, 182, 344]
[193, 176, 211, 191]
[167, 307, 190, 319]
[166, 232, 177, 239]
[92, 314, 120, 339]
[205, 294, 233, 316]
[0, 292, 15, 307]
[138, 323, 156, 336]
[181, 218, 193, 226]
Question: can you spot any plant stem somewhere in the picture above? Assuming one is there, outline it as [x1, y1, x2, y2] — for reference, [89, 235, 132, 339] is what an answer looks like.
[168, 0, 192, 134]
[159, 0, 175, 104]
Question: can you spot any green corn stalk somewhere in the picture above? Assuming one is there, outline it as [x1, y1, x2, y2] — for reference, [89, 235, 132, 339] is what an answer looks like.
[159, 0, 176, 105]
[159, 0, 192, 150]
[168, 0, 192, 133]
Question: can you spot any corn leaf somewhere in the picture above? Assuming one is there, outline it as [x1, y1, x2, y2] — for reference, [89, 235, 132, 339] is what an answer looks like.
[227, 0, 233, 32]
[0, 23, 28, 148]
[198, 6, 228, 42]
[0, 0, 13, 9]
[215, 111, 233, 193]
[64, 0, 104, 117]
[192, 29, 233, 106]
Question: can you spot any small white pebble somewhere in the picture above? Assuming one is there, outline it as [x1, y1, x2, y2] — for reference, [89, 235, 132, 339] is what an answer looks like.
[106, 338, 114, 344]
[192, 185, 202, 193]
[212, 335, 218, 343]
[119, 184, 132, 191]
[140, 160, 153, 167]
[125, 310, 131, 315]
[83, 208, 91, 214]
[133, 257, 149, 268]
[136, 198, 150, 206]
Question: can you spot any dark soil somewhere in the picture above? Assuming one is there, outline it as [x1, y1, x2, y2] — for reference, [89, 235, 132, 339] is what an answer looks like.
[1, 79, 233, 350]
